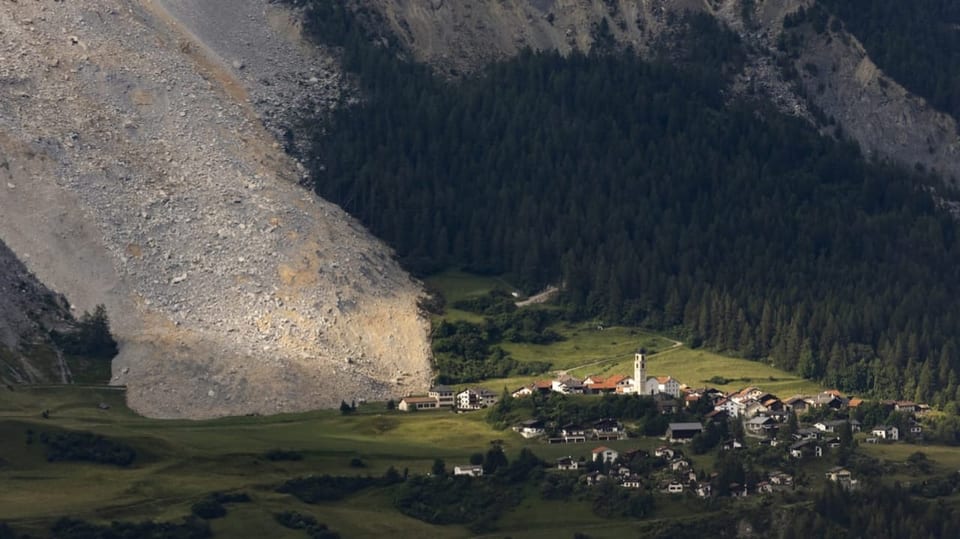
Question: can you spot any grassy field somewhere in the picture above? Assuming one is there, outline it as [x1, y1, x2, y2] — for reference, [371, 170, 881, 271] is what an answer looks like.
[571, 346, 826, 397]
[425, 270, 519, 323]
[2, 385, 698, 538]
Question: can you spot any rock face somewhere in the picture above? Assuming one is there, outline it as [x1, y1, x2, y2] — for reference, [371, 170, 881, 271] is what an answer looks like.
[0, 239, 76, 385]
[363, 0, 960, 186]
[0, 0, 431, 418]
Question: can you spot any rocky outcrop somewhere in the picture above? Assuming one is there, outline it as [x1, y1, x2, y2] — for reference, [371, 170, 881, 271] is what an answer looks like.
[0, 0, 431, 418]
[0, 240, 75, 385]
[364, 0, 705, 76]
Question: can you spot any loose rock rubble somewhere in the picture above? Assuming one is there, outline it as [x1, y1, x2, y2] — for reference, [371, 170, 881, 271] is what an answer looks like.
[0, 0, 431, 418]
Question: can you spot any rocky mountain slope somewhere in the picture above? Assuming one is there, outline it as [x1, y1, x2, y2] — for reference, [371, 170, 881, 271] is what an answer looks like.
[0, 240, 76, 386]
[0, 0, 431, 418]
[361, 0, 960, 185]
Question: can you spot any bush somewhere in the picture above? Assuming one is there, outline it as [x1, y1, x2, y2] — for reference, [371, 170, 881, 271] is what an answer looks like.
[190, 499, 226, 520]
[40, 430, 136, 466]
[50, 517, 211, 539]
[264, 449, 303, 461]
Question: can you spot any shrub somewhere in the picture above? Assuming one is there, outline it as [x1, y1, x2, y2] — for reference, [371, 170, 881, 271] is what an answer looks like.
[264, 449, 303, 461]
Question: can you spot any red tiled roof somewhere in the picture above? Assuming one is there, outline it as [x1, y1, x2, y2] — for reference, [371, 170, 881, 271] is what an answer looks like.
[589, 375, 627, 390]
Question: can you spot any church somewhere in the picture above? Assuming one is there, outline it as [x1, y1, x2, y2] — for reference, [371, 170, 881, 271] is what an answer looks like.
[626, 350, 681, 398]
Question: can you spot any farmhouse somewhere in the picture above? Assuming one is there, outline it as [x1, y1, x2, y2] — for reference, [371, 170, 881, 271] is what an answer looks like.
[666, 422, 703, 443]
[398, 396, 439, 412]
[556, 456, 580, 470]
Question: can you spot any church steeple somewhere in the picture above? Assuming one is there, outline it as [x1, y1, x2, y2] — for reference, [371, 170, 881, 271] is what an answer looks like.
[634, 349, 646, 393]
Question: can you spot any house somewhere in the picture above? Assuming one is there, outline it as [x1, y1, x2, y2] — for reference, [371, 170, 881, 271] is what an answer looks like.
[552, 376, 585, 394]
[916, 404, 931, 416]
[744, 399, 768, 418]
[556, 456, 580, 470]
[532, 380, 554, 394]
[511, 385, 534, 398]
[621, 476, 643, 489]
[592, 446, 619, 463]
[671, 458, 690, 471]
[667, 422, 703, 443]
[849, 419, 862, 433]
[814, 419, 849, 433]
[654, 446, 675, 459]
[715, 398, 746, 418]
[784, 396, 809, 413]
[769, 472, 793, 486]
[456, 387, 498, 410]
[871, 425, 899, 441]
[584, 471, 606, 486]
[894, 401, 917, 414]
[593, 418, 626, 440]
[762, 397, 784, 412]
[825, 467, 853, 485]
[721, 439, 744, 451]
[825, 437, 842, 449]
[757, 481, 774, 494]
[652, 376, 682, 398]
[746, 416, 778, 434]
[584, 374, 628, 395]
[793, 427, 822, 441]
[909, 419, 924, 436]
[695, 483, 712, 498]
[655, 395, 681, 415]
[453, 465, 484, 477]
[848, 397, 864, 409]
[666, 482, 684, 494]
[789, 440, 822, 459]
[553, 423, 587, 443]
[428, 385, 455, 407]
[809, 392, 845, 409]
[515, 419, 545, 439]
[398, 396, 439, 412]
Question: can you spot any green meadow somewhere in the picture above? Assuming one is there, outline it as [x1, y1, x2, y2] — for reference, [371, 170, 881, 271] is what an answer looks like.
[0, 385, 717, 538]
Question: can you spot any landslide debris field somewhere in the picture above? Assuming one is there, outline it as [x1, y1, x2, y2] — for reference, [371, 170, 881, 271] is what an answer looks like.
[0, 0, 431, 418]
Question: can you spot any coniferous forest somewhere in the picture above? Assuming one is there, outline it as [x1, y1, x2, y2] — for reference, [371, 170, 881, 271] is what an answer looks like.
[286, 1, 960, 406]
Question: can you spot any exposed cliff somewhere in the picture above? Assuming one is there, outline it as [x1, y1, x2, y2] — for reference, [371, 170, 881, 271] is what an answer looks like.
[0, 240, 76, 386]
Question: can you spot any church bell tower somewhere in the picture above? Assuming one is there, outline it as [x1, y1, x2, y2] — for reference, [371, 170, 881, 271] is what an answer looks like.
[634, 350, 646, 394]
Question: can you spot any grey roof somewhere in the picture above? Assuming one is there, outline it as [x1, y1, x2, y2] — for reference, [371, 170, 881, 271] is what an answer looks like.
[668, 422, 704, 431]
[747, 416, 775, 425]
[430, 385, 454, 393]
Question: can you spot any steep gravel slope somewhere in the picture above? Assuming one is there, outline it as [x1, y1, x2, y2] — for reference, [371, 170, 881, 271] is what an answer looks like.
[0, 0, 431, 418]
